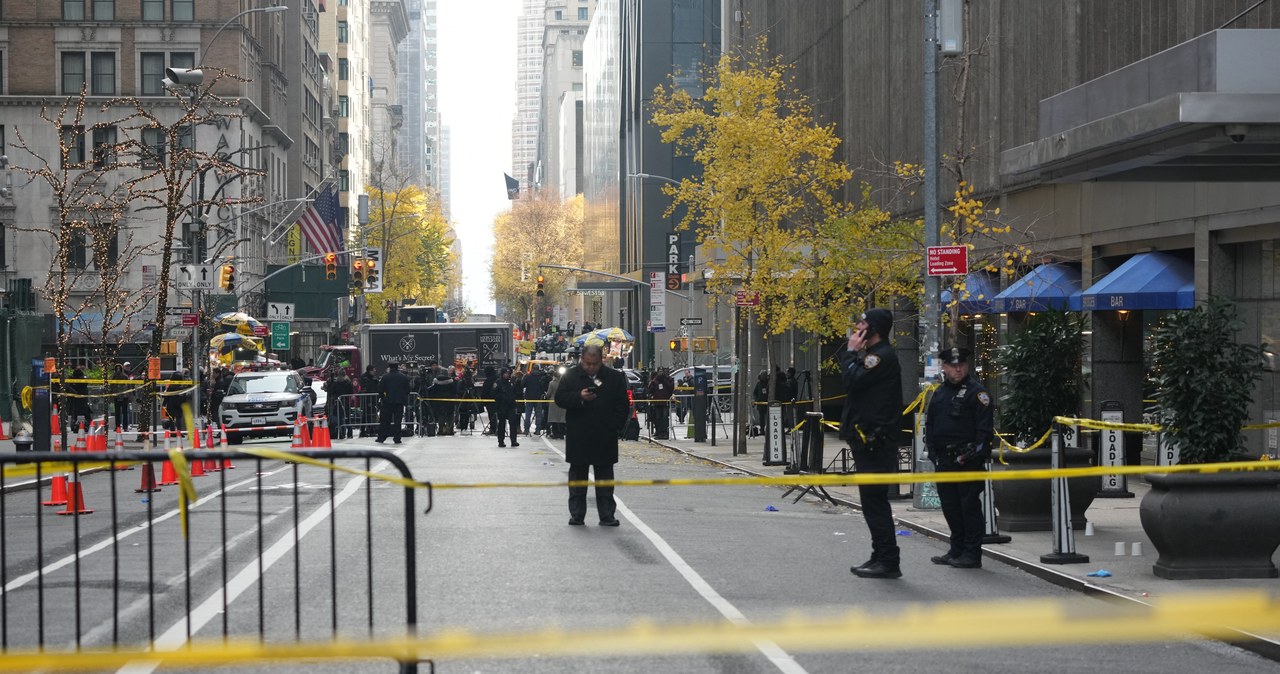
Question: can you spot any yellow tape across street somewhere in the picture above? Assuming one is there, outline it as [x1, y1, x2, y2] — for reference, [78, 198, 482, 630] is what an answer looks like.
[0, 591, 1274, 670]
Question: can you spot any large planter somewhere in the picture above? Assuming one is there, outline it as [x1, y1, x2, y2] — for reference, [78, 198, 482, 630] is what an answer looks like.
[1139, 471, 1280, 580]
[991, 446, 1096, 531]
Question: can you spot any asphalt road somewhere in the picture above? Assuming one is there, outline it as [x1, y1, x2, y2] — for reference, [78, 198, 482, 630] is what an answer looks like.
[0, 431, 1274, 673]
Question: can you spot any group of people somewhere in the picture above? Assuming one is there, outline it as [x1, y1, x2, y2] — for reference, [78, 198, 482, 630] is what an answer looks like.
[480, 365, 563, 447]
[323, 361, 484, 442]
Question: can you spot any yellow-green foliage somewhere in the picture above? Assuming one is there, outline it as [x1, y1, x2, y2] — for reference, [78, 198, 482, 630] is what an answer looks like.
[362, 186, 454, 323]
[490, 193, 587, 322]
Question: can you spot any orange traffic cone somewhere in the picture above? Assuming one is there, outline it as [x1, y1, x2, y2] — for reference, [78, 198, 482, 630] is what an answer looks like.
[317, 417, 332, 449]
[113, 425, 133, 470]
[0, 418, 9, 440]
[51, 405, 61, 437]
[73, 424, 87, 453]
[57, 481, 94, 515]
[203, 427, 219, 472]
[301, 416, 313, 448]
[135, 461, 161, 493]
[291, 418, 305, 449]
[43, 436, 68, 506]
[220, 424, 236, 470]
[189, 449, 206, 477]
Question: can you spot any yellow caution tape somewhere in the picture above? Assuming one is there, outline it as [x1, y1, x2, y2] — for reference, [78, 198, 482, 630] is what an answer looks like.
[0, 591, 1274, 670]
[238, 447, 427, 490]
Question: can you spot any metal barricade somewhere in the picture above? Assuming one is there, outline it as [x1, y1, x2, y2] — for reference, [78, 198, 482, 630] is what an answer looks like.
[0, 449, 427, 672]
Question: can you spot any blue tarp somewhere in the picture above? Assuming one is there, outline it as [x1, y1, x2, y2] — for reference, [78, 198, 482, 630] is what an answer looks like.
[1079, 251, 1194, 311]
[992, 264, 1082, 313]
[940, 272, 1000, 314]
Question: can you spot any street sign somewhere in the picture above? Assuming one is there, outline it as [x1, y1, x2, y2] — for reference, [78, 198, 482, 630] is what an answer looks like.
[253, 324, 269, 337]
[173, 264, 216, 290]
[270, 321, 290, 350]
[168, 327, 192, 339]
[734, 290, 761, 307]
[680, 317, 703, 326]
[165, 306, 194, 316]
[927, 245, 968, 276]
[181, 313, 198, 327]
[266, 302, 295, 322]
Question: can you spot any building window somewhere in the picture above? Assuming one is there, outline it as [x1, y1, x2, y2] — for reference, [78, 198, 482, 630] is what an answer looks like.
[97, 229, 120, 269]
[141, 127, 165, 167]
[61, 125, 85, 168]
[339, 169, 349, 192]
[339, 58, 349, 80]
[554, 9, 562, 19]
[63, 0, 84, 20]
[142, 0, 163, 20]
[91, 52, 115, 95]
[339, 95, 349, 117]
[169, 51, 194, 70]
[171, 0, 193, 21]
[139, 52, 165, 95]
[578, 7, 587, 20]
[61, 52, 86, 94]
[338, 21, 348, 43]
[93, 0, 113, 20]
[338, 132, 349, 156]
[572, 50, 583, 67]
[92, 125, 117, 168]
[68, 231, 88, 269]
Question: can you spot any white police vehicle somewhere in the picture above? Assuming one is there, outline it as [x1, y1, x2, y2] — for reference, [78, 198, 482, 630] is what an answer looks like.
[218, 370, 313, 444]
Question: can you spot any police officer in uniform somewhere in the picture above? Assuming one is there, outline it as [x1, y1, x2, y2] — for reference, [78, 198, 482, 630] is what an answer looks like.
[924, 347, 993, 569]
[840, 308, 906, 579]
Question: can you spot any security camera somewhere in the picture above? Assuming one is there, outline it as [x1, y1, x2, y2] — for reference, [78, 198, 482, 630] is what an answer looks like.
[1225, 123, 1249, 144]
[164, 67, 204, 87]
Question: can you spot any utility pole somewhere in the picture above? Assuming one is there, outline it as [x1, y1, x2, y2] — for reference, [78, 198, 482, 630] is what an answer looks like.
[921, 0, 942, 377]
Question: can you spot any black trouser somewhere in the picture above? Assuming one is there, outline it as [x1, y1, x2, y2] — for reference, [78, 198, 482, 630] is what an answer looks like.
[331, 403, 350, 439]
[495, 409, 519, 445]
[936, 472, 985, 559]
[568, 462, 616, 522]
[113, 400, 130, 430]
[377, 402, 405, 442]
[650, 402, 669, 438]
[852, 443, 900, 566]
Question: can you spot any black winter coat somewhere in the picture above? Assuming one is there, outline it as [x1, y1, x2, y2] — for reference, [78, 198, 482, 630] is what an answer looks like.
[837, 340, 904, 446]
[554, 364, 629, 464]
[377, 370, 412, 405]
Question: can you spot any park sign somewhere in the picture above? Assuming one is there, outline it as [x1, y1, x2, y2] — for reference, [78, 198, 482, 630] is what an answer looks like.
[927, 245, 968, 276]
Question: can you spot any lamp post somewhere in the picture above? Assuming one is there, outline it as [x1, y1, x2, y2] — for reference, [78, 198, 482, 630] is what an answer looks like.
[162, 4, 287, 427]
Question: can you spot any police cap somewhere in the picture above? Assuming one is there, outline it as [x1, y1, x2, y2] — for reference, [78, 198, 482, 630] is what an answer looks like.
[938, 347, 972, 365]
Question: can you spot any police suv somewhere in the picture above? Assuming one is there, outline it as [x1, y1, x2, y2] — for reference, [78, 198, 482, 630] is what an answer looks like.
[218, 370, 314, 444]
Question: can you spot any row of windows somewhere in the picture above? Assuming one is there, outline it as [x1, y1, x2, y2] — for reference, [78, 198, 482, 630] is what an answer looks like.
[57, 124, 187, 170]
[61, 50, 195, 96]
[551, 8, 589, 20]
[62, 0, 193, 21]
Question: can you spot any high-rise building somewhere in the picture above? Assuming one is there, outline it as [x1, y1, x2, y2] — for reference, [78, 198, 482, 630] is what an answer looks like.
[538, 0, 595, 198]
[512, 0, 545, 189]
[369, 1, 410, 185]
[398, 0, 442, 191]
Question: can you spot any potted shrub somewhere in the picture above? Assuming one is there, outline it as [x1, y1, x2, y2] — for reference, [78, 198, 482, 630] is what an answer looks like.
[992, 310, 1096, 531]
[1139, 297, 1280, 579]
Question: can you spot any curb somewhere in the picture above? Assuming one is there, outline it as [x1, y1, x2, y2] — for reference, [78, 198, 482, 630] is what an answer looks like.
[643, 434, 1280, 663]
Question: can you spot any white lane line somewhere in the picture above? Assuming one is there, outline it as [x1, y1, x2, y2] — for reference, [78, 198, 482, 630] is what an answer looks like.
[1, 466, 291, 598]
[541, 437, 810, 674]
[116, 451, 401, 674]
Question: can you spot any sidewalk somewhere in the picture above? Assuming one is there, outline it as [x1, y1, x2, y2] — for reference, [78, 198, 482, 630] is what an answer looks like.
[643, 420, 1280, 659]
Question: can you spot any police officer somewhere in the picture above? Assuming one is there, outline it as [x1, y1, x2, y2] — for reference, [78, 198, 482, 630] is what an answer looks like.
[840, 308, 905, 579]
[924, 347, 993, 569]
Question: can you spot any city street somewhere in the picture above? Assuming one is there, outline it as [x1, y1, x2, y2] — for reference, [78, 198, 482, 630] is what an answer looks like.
[1, 431, 1274, 673]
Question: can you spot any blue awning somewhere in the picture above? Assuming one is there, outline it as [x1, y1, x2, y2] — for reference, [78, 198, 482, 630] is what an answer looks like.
[940, 272, 1000, 314]
[992, 264, 1082, 313]
[1080, 252, 1194, 311]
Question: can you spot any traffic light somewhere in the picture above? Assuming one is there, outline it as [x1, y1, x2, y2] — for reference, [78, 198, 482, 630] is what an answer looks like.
[365, 258, 380, 292]
[536, 274, 545, 297]
[351, 258, 365, 294]
[323, 252, 337, 280]
[669, 338, 681, 352]
[219, 263, 236, 292]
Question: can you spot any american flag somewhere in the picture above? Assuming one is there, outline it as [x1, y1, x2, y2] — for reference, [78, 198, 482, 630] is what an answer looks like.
[297, 185, 342, 254]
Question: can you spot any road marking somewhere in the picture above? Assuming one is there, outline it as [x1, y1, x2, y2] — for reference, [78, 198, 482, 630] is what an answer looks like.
[116, 450, 402, 674]
[540, 437, 810, 674]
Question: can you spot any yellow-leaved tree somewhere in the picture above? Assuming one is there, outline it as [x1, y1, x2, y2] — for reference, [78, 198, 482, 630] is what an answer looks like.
[362, 186, 455, 323]
[491, 193, 585, 328]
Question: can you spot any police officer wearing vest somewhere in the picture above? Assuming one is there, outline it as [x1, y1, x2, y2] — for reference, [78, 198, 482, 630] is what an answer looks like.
[924, 346, 993, 569]
[840, 308, 906, 579]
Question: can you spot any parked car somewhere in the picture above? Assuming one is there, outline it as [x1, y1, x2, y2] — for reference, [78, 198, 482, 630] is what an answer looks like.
[218, 370, 313, 444]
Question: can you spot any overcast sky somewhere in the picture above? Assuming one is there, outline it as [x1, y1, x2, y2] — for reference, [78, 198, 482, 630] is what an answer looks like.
[438, 0, 521, 315]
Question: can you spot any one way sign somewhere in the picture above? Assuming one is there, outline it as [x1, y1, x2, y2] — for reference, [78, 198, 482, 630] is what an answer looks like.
[266, 302, 295, 322]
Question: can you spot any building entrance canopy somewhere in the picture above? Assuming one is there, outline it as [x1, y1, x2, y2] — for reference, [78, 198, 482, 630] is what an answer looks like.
[1002, 30, 1280, 183]
[992, 264, 1082, 314]
[1080, 251, 1195, 312]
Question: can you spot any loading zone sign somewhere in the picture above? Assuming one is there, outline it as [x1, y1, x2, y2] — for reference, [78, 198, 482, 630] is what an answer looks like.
[927, 246, 968, 276]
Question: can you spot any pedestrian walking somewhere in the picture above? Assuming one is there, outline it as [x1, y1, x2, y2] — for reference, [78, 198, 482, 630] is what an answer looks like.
[492, 367, 521, 447]
[521, 367, 548, 435]
[646, 366, 675, 439]
[840, 308, 907, 579]
[924, 347, 993, 570]
[554, 343, 630, 527]
[375, 363, 411, 444]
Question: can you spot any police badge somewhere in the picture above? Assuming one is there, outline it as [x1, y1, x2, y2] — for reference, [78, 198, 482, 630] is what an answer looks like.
[977, 391, 991, 406]
[864, 354, 881, 368]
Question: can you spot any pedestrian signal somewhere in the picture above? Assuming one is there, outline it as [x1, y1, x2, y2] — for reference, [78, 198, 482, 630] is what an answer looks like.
[219, 264, 236, 292]
[323, 252, 337, 280]
[669, 338, 683, 352]
[536, 274, 545, 298]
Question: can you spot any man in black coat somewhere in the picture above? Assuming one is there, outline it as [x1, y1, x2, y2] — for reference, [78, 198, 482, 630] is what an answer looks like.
[554, 343, 630, 527]
[492, 367, 521, 447]
[840, 308, 906, 580]
[375, 363, 411, 444]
